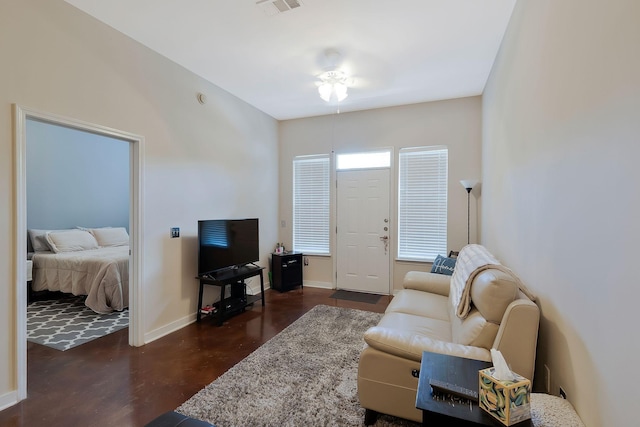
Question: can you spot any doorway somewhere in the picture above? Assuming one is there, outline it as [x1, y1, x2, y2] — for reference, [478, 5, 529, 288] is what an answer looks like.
[12, 105, 144, 400]
[336, 168, 391, 294]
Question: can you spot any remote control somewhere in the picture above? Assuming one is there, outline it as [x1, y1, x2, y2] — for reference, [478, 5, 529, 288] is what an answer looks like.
[429, 378, 479, 402]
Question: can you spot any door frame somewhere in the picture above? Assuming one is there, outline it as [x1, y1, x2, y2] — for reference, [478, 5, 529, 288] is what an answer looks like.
[332, 148, 394, 294]
[12, 104, 145, 401]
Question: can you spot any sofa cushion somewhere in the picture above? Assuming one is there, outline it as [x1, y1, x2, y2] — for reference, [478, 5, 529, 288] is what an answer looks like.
[451, 308, 500, 348]
[385, 289, 450, 321]
[363, 328, 492, 363]
[471, 269, 519, 324]
[403, 271, 450, 296]
[378, 312, 451, 343]
[448, 268, 519, 348]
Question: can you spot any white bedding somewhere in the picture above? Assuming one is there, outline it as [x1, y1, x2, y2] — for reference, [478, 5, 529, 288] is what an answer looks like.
[31, 246, 129, 314]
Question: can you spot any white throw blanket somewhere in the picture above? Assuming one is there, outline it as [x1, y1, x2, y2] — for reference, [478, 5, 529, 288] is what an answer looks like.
[450, 244, 535, 319]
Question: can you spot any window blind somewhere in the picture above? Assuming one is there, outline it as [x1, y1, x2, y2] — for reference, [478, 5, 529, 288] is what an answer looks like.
[397, 147, 448, 261]
[293, 155, 330, 255]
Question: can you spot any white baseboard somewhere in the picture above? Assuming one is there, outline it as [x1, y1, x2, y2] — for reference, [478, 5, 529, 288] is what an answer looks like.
[144, 312, 195, 344]
[303, 281, 334, 289]
[145, 281, 333, 343]
[246, 283, 271, 295]
[249, 281, 333, 292]
[143, 284, 272, 343]
[0, 390, 18, 412]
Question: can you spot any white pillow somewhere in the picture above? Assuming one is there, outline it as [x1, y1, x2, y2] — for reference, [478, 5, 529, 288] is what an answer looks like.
[28, 229, 55, 252]
[90, 227, 129, 247]
[45, 229, 99, 253]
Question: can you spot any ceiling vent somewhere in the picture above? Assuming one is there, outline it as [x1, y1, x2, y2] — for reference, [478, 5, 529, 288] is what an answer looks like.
[256, 0, 303, 16]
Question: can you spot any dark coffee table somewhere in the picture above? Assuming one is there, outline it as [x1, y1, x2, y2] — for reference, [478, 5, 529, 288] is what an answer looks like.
[416, 351, 533, 426]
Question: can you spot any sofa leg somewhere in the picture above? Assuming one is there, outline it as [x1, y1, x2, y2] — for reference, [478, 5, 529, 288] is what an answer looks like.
[364, 409, 378, 425]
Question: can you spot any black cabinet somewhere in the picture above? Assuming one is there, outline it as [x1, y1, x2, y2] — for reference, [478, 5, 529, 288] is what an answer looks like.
[271, 252, 303, 292]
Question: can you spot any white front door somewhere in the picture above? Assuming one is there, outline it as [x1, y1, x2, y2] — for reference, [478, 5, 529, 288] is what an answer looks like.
[336, 168, 390, 294]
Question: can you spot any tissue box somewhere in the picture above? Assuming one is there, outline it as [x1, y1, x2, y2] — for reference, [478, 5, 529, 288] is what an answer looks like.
[478, 368, 531, 426]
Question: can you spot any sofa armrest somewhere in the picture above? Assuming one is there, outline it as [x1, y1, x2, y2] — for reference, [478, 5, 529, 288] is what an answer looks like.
[364, 327, 491, 363]
[403, 271, 451, 297]
[492, 297, 540, 381]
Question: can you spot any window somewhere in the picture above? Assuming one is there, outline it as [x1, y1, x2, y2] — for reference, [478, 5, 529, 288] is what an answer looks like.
[397, 146, 448, 261]
[336, 150, 391, 170]
[293, 155, 330, 255]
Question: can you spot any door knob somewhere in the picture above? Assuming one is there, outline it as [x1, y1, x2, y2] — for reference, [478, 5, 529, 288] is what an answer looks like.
[380, 235, 389, 255]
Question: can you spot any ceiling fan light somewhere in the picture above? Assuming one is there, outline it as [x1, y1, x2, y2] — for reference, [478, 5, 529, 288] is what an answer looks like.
[334, 83, 348, 101]
[318, 83, 332, 102]
[317, 67, 350, 103]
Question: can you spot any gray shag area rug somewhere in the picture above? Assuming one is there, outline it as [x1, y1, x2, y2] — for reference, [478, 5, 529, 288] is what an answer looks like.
[27, 296, 128, 351]
[177, 305, 585, 427]
[177, 304, 420, 427]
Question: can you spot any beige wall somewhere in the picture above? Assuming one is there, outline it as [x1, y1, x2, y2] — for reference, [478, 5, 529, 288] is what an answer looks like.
[0, 0, 278, 408]
[278, 97, 482, 291]
[482, 0, 640, 425]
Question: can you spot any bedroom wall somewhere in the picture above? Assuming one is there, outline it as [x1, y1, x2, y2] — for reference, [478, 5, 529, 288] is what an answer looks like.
[0, 0, 278, 410]
[278, 97, 482, 291]
[26, 119, 130, 231]
[482, 0, 640, 425]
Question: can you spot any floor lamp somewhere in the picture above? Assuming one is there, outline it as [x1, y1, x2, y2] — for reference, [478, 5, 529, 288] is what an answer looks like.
[460, 180, 478, 245]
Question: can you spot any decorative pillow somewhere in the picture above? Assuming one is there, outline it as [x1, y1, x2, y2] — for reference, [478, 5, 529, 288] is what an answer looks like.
[45, 229, 99, 253]
[430, 254, 457, 276]
[28, 229, 53, 252]
[90, 227, 129, 247]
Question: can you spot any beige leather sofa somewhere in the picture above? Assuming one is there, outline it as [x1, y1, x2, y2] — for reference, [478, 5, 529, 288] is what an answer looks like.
[357, 250, 539, 424]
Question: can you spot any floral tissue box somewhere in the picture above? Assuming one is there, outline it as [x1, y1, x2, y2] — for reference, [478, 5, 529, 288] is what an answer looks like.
[479, 367, 531, 426]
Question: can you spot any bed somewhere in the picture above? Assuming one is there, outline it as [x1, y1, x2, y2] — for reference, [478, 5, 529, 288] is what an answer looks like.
[29, 227, 129, 314]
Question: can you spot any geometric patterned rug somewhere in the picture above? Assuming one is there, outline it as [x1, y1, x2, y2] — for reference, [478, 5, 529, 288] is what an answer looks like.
[27, 296, 128, 351]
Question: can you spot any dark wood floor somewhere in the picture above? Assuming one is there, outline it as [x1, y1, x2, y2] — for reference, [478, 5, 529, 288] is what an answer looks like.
[0, 287, 392, 427]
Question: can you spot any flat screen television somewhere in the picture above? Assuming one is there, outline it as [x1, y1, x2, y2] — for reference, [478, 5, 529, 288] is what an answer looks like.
[198, 218, 259, 275]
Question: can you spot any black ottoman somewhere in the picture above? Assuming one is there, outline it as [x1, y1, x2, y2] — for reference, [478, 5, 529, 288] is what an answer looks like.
[144, 411, 215, 427]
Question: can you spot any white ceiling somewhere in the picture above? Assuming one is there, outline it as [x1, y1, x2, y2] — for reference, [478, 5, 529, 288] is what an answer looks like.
[64, 0, 516, 120]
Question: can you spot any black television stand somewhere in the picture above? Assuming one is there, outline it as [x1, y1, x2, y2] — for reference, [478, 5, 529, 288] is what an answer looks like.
[196, 264, 265, 326]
